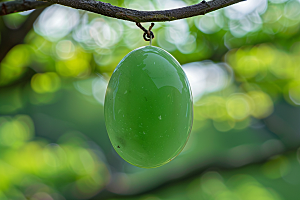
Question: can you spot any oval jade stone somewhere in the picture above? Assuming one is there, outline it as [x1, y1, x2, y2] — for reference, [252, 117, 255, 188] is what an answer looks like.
[104, 46, 193, 168]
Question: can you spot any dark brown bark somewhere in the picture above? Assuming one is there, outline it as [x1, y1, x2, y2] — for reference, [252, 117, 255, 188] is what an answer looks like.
[1, 0, 245, 22]
[0, 0, 51, 16]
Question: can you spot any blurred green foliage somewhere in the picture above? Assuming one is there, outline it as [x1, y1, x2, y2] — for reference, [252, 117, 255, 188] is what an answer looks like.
[1, 0, 300, 199]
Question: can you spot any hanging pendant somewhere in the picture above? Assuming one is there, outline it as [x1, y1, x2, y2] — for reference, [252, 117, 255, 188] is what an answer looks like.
[104, 24, 193, 168]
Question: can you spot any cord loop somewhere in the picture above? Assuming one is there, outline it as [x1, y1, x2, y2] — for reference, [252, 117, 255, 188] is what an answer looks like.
[136, 22, 155, 42]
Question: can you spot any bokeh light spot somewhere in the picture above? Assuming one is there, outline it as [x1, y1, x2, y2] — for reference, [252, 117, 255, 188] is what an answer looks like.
[31, 72, 61, 93]
[248, 91, 273, 118]
[0, 115, 34, 148]
[226, 94, 252, 120]
[55, 40, 75, 60]
[34, 5, 79, 41]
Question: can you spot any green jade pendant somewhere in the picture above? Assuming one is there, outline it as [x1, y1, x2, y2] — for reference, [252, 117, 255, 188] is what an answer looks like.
[104, 46, 193, 168]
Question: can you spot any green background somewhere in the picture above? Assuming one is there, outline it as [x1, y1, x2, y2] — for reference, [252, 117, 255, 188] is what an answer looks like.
[1, 0, 300, 199]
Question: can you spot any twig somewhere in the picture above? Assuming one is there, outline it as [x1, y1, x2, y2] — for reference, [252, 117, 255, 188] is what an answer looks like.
[1, 0, 245, 22]
[0, 8, 45, 62]
[0, 0, 51, 16]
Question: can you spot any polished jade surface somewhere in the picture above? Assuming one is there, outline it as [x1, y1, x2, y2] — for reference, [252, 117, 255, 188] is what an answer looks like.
[104, 46, 193, 168]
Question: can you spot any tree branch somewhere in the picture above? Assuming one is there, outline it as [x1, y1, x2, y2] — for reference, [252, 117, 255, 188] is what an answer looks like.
[2, 0, 245, 22]
[0, 0, 51, 16]
[0, 7, 45, 62]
